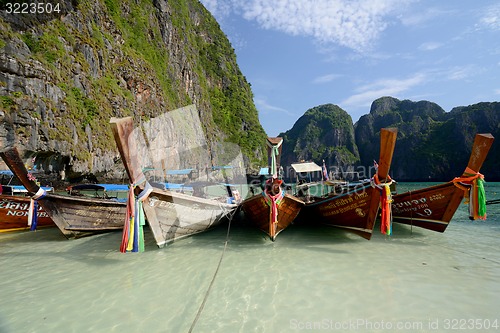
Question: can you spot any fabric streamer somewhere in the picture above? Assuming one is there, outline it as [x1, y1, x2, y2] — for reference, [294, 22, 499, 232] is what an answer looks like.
[263, 188, 284, 238]
[120, 188, 133, 253]
[120, 180, 153, 253]
[452, 167, 487, 220]
[28, 187, 46, 231]
[372, 174, 393, 235]
[475, 177, 487, 219]
[266, 139, 282, 178]
[322, 160, 329, 181]
[379, 184, 393, 235]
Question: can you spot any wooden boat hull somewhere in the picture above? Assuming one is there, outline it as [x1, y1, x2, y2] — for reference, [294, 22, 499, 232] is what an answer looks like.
[303, 183, 380, 240]
[0, 194, 54, 232]
[110, 115, 241, 249]
[0, 147, 127, 239]
[140, 187, 236, 247]
[391, 133, 495, 232]
[33, 193, 126, 238]
[241, 192, 304, 240]
[296, 128, 398, 240]
[391, 182, 465, 232]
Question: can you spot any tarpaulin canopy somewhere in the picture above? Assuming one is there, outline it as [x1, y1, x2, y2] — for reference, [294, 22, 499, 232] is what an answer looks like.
[68, 184, 129, 192]
[258, 167, 269, 175]
[3, 185, 54, 193]
[291, 162, 322, 173]
[166, 169, 194, 175]
[151, 182, 194, 191]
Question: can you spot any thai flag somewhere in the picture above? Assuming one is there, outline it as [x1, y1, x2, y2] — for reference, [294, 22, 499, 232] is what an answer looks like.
[322, 160, 329, 181]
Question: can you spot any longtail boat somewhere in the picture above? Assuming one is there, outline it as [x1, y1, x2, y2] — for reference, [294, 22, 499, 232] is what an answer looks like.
[0, 147, 126, 238]
[110, 115, 238, 249]
[298, 128, 398, 239]
[241, 137, 305, 241]
[391, 133, 494, 232]
[0, 185, 54, 233]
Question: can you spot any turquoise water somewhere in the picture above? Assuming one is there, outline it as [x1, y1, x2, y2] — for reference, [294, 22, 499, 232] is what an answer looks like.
[0, 183, 499, 332]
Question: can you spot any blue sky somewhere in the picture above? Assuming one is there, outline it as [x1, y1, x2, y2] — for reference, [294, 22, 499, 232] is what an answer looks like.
[199, 0, 500, 136]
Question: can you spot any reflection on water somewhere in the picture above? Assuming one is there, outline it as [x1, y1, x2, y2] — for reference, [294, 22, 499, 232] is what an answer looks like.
[0, 183, 499, 333]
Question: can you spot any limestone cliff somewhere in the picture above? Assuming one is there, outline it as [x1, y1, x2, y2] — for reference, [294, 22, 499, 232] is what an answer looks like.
[355, 97, 500, 181]
[280, 98, 499, 181]
[0, 0, 267, 182]
[278, 104, 359, 176]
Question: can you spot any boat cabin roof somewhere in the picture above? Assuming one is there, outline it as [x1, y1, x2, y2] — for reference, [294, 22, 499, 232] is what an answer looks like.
[291, 162, 322, 173]
[1, 185, 54, 194]
[165, 169, 194, 175]
[212, 165, 233, 170]
[258, 167, 269, 175]
[151, 182, 194, 191]
[67, 184, 129, 192]
[0, 170, 14, 176]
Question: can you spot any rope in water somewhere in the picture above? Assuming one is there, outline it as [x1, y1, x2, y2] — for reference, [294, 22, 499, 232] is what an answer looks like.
[188, 207, 237, 333]
[486, 199, 500, 205]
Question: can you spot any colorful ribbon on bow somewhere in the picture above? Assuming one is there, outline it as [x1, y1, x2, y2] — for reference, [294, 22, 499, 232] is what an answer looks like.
[263, 187, 284, 239]
[452, 167, 487, 220]
[120, 179, 153, 253]
[28, 187, 46, 231]
[372, 174, 393, 235]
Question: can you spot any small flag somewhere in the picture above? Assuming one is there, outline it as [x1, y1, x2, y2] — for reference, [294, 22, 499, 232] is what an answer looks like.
[322, 160, 329, 181]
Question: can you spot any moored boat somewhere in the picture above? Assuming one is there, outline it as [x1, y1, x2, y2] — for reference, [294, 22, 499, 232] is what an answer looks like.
[391, 133, 495, 232]
[0, 147, 127, 238]
[110, 114, 238, 250]
[241, 137, 305, 240]
[0, 184, 55, 233]
[298, 128, 398, 239]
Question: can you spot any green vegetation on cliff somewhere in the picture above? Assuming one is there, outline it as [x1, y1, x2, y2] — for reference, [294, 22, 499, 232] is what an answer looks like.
[279, 104, 359, 169]
[0, 0, 266, 177]
[355, 97, 500, 181]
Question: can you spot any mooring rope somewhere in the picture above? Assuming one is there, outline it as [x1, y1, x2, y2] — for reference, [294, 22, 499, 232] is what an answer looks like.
[486, 198, 500, 205]
[188, 206, 237, 333]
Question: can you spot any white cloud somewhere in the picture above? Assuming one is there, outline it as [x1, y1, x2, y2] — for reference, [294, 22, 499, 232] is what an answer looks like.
[200, 0, 233, 19]
[312, 74, 342, 84]
[200, 0, 414, 53]
[445, 65, 480, 81]
[399, 7, 454, 27]
[254, 97, 293, 115]
[476, 3, 500, 31]
[341, 73, 426, 107]
[418, 42, 443, 51]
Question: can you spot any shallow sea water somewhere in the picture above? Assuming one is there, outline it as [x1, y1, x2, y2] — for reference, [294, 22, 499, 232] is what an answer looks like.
[0, 183, 499, 333]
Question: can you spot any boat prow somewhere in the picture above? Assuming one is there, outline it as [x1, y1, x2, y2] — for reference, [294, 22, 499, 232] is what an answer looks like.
[299, 128, 398, 240]
[241, 137, 305, 240]
[110, 113, 238, 249]
[392, 133, 495, 232]
[0, 147, 126, 238]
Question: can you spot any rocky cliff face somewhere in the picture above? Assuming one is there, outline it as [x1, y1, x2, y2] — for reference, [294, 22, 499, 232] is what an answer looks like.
[278, 104, 359, 177]
[0, 0, 267, 183]
[355, 97, 499, 181]
[355, 97, 449, 180]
